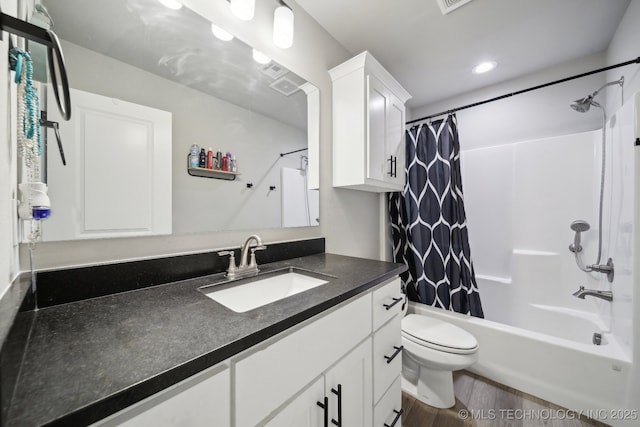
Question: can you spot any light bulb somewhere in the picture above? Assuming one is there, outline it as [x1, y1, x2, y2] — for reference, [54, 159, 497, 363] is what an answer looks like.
[273, 5, 294, 49]
[252, 49, 271, 64]
[211, 23, 234, 41]
[230, 0, 255, 21]
[472, 61, 497, 74]
[158, 0, 183, 10]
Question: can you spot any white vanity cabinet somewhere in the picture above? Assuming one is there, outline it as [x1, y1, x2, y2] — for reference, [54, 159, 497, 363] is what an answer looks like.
[91, 364, 230, 427]
[330, 52, 411, 192]
[372, 278, 405, 426]
[91, 277, 403, 427]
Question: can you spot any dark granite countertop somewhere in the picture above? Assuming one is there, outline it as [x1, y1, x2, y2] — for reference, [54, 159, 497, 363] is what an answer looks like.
[6, 253, 406, 427]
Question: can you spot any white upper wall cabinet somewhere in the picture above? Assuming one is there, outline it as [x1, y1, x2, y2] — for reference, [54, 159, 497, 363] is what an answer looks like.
[43, 88, 172, 241]
[330, 52, 411, 192]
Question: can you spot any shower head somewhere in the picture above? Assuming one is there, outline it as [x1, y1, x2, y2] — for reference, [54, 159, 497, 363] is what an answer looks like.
[570, 76, 624, 113]
[570, 220, 590, 233]
[570, 96, 597, 113]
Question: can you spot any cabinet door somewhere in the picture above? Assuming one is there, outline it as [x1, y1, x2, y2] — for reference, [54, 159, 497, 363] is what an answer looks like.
[324, 338, 373, 427]
[386, 93, 405, 189]
[45, 87, 172, 241]
[367, 74, 388, 183]
[264, 377, 325, 427]
[93, 364, 230, 427]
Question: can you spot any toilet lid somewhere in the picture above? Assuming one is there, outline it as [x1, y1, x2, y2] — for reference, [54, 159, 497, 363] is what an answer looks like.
[402, 314, 478, 353]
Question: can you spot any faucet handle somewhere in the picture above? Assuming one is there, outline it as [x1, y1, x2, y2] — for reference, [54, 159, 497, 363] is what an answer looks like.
[248, 245, 267, 268]
[217, 251, 237, 276]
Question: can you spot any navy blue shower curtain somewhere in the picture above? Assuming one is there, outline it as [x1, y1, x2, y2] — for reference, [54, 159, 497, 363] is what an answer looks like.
[389, 115, 483, 318]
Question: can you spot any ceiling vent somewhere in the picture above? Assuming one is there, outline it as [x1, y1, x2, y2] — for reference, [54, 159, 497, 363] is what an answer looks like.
[269, 74, 304, 96]
[260, 62, 289, 80]
[436, 0, 475, 15]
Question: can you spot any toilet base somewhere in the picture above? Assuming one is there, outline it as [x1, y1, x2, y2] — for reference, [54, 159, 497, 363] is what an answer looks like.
[401, 365, 456, 409]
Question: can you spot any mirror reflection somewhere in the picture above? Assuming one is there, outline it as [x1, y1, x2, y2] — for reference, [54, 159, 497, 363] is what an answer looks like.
[39, 0, 319, 242]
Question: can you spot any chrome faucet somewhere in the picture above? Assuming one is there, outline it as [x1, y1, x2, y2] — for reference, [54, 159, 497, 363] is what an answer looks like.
[218, 235, 267, 279]
[572, 286, 613, 302]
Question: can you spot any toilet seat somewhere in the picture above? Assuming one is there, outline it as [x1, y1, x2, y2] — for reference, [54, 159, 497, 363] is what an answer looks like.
[402, 314, 478, 355]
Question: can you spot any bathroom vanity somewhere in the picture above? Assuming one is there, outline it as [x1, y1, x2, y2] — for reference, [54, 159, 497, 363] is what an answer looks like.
[3, 249, 406, 426]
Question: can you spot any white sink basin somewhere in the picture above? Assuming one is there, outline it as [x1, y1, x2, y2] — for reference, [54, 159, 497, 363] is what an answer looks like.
[202, 270, 330, 313]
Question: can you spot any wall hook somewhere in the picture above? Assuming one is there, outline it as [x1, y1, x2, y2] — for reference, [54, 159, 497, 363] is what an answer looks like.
[246, 182, 253, 189]
[269, 185, 276, 191]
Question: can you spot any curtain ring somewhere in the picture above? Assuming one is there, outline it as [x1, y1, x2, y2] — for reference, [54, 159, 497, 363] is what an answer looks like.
[46, 29, 71, 121]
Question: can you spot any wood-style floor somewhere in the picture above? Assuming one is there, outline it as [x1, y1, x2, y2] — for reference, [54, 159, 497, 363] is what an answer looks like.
[401, 371, 609, 427]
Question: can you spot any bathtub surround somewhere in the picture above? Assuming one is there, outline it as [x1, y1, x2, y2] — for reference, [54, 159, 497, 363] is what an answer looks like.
[390, 116, 483, 317]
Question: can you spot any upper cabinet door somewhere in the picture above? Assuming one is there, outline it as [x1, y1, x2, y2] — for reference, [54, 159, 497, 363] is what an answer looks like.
[330, 51, 411, 193]
[44, 88, 172, 241]
[367, 74, 388, 183]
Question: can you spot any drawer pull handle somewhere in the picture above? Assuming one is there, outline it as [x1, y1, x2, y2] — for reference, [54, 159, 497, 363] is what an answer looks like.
[384, 345, 403, 364]
[331, 384, 342, 426]
[383, 297, 403, 311]
[384, 409, 403, 427]
[317, 397, 329, 427]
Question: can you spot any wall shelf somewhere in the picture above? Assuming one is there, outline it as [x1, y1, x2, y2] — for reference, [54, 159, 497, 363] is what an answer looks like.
[188, 167, 240, 181]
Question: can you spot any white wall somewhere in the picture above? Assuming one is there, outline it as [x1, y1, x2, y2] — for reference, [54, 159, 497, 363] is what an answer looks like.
[0, 0, 20, 297]
[14, 0, 386, 269]
[605, 0, 640, 415]
[409, 52, 607, 150]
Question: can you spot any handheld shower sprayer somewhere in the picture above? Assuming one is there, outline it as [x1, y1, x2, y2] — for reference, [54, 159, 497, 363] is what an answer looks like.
[569, 220, 590, 253]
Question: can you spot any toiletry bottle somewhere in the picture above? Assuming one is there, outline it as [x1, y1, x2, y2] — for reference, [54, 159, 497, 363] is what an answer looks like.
[231, 155, 238, 172]
[215, 149, 222, 170]
[207, 148, 213, 169]
[221, 153, 228, 171]
[199, 148, 207, 168]
[189, 144, 199, 168]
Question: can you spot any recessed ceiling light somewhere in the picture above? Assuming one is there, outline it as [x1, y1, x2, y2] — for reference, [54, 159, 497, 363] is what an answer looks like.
[472, 61, 497, 74]
[252, 49, 271, 65]
[211, 23, 234, 41]
[158, 0, 183, 10]
[230, 0, 256, 21]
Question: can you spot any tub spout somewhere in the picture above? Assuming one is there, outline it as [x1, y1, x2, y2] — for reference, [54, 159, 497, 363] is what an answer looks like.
[572, 286, 613, 302]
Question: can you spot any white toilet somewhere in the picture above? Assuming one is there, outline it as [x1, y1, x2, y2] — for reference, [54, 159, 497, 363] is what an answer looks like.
[401, 309, 479, 408]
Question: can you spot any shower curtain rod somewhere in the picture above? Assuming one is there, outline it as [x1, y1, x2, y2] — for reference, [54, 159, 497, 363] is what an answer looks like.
[406, 55, 640, 126]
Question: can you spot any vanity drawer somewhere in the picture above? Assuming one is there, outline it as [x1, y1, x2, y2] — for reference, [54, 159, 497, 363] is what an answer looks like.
[372, 278, 404, 331]
[374, 375, 403, 427]
[373, 314, 402, 403]
[234, 293, 372, 427]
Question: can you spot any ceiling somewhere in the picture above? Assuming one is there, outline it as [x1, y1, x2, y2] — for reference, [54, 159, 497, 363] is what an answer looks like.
[42, 0, 309, 130]
[294, 0, 632, 109]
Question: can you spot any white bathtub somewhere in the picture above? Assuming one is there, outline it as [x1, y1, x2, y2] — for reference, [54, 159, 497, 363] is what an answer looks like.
[408, 302, 632, 420]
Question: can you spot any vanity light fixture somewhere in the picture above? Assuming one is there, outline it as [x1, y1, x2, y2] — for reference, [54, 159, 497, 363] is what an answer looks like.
[273, 1, 294, 49]
[230, 0, 255, 21]
[252, 49, 271, 64]
[211, 23, 234, 41]
[157, 0, 183, 10]
[472, 61, 497, 74]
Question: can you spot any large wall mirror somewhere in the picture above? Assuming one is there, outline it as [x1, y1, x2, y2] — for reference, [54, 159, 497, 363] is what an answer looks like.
[33, 0, 319, 242]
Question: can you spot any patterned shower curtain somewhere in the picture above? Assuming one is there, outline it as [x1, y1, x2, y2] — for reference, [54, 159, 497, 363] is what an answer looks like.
[389, 115, 484, 318]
